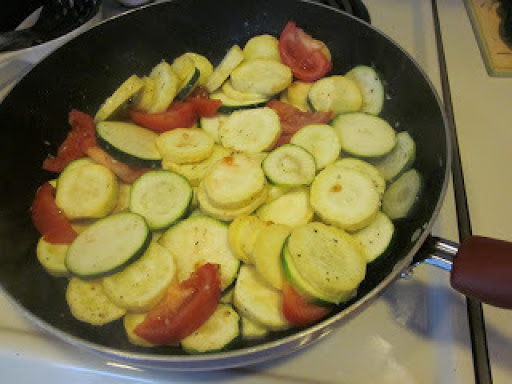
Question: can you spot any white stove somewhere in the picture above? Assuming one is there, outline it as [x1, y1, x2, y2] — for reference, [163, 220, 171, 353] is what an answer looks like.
[0, 1, 511, 383]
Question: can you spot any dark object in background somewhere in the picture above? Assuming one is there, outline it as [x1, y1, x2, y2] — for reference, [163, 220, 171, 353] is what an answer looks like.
[0, 0, 43, 32]
[0, 0, 101, 52]
[498, 0, 512, 46]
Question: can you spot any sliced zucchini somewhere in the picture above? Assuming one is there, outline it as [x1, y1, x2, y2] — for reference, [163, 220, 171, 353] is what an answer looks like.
[112, 182, 132, 213]
[94, 74, 144, 122]
[156, 128, 215, 164]
[230, 59, 292, 96]
[382, 169, 422, 220]
[162, 144, 232, 187]
[181, 303, 241, 354]
[233, 265, 290, 331]
[148, 60, 180, 113]
[210, 91, 269, 114]
[290, 124, 341, 170]
[308, 75, 362, 115]
[202, 153, 266, 209]
[96, 121, 162, 168]
[241, 315, 269, 340]
[66, 278, 126, 325]
[205, 45, 244, 93]
[333, 157, 386, 197]
[284, 81, 313, 112]
[219, 107, 281, 153]
[242, 34, 281, 62]
[310, 165, 380, 231]
[65, 212, 151, 279]
[345, 65, 385, 115]
[56, 162, 119, 220]
[256, 187, 314, 228]
[36, 237, 69, 277]
[331, 112, 397, 158]
[282, 222, 366, 304]
[183, 52, 214, 86]
[351, 211, 394, 263]
[252, 223, 291, 290]
[129, 170, 192, 230]
[158, 216, 240, 290]
[132, 76, 156, 111]
[227, 215, 267, 264]
[262, 144, 316, 187]
[102, 242, 176, 312]
[370, 131, 416, 182]
[222, 81, 267, 102]
[197, 182, 268, 222]
[199, 114, 228, 143]
[171, 54, 200, 99]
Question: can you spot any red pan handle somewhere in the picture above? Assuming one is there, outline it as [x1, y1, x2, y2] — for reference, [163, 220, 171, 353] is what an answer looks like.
[450, 236, 512, 309]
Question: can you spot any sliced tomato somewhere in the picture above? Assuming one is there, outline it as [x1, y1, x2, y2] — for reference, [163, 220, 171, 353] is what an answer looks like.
[282, 282, 332, 327]
[279, 21, 332, 82]
[134, 263, 222, 344]
[129, 101, 198, 133]
[86, 146, 150, 183]
[31, 182, 77, 244]
[42, 109, 97, 173]
[188, 98, 222, 118]
[267, 100, 333, 135]
[272, 133, 293, 150]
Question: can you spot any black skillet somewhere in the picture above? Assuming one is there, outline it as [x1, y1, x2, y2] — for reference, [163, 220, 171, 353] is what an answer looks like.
[0, 0, 510, 371]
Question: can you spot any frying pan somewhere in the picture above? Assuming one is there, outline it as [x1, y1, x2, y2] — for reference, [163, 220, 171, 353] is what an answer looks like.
[0, 0, 510, 371]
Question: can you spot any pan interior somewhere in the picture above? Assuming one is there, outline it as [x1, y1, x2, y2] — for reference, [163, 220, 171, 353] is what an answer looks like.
[0, 0, 448, 360]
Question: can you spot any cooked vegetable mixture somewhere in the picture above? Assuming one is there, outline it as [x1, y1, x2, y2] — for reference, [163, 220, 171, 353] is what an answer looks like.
[31, 21, 421, 352]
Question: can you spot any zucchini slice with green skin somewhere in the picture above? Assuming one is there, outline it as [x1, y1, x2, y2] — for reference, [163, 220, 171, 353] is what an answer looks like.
[129, 170, 193, 231]
[308, 75, 362, 115]
[176, 67, 200, 100]
[66, 212, 151, 279]
[282, 222, 366, 305]
[96, 121, 162, 168]
[102, 242, 176, 312]
[331, 112, 397, 158]
[158, 216, 240, 290]
[382, 169, 422, 220]
[351, 211, 395, 263]
[290, 124, 341, 170]
[181, 303, 241, 354]
[183, 52, 214, 86]
[262, 144, 316, 187]
[233, 265, 290, 331]
[371, 131, 416, 182]
[210, 91, 269, 114]
[310, 165, 380, 231]
[345, 65, 385, 115]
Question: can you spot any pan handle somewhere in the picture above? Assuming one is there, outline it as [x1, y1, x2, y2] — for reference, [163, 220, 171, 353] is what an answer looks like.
[417, 236, 512, 309]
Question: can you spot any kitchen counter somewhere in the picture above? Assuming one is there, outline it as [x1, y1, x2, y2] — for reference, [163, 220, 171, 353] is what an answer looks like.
[0, 0, 510, 383]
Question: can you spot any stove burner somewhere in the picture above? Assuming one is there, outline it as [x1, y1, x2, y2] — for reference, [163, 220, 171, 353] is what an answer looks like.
[315, 0, 371, 23]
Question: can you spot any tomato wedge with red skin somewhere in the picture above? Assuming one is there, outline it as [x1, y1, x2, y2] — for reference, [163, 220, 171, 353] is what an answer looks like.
[267, 100, 333, 135]
[86, 146, 150, 184]
[129, 98, 221, 133]
[282, 282, 332, 327]
[134, 263, 222, 345]
[42, 109, 97, 173]
[129, 102, 198, 133]
[31, 182, 78, 244]
[279, 21, 332, 82]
